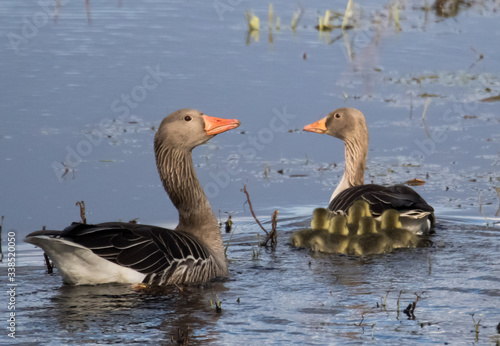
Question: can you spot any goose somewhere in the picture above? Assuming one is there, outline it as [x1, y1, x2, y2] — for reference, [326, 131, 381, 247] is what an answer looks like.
[348, 217, 393, 256]
[303, 108, 435, 234]
[24, 109, 241, 286]
[380, 209, 420, 248]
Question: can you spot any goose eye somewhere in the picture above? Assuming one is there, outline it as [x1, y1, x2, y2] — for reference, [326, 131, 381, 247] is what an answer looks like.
[184, 115, 192, 121]
[334, 113, 341, 119]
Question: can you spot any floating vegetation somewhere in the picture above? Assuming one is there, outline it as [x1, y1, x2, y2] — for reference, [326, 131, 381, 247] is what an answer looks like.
[393, 0, 401, 32]
[403, 292, 423, 320]
[210, 294, 222, 313]
[245, 10, 260, 31]
[268, 3, 273, 29]
[224, 215, 233, 233]
[290, 7, 303, 31]
[480, 94, 500, 102]
[471, 313, 481, 342]
[406, 178, 426, 186]
[316, 10, 334, 32]
[342, 0, 354, 30]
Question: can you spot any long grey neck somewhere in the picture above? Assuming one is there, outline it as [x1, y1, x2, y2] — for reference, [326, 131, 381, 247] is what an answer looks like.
[330, 135, 368, 202]
[154, 145, 222, 253]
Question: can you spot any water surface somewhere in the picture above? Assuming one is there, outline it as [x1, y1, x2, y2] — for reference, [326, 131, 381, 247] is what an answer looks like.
[1, 0, 500, 344]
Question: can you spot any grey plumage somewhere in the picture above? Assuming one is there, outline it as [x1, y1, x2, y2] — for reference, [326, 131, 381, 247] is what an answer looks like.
[25, 109, 239, 286]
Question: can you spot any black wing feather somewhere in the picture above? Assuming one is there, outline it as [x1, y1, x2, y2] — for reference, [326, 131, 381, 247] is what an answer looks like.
[29, 222, 212, 279]
[328, 184, 434, 217]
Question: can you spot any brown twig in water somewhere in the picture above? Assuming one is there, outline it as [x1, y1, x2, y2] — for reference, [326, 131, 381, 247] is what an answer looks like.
[241, 184, 268, 236]
[76, 201, 87, 224]
[240, 184, 279, 248]
[471, 313, 481, 342]
[358, 315, 364, 326]
[261, 210, 279, 248]
[413, 291, 423, 310]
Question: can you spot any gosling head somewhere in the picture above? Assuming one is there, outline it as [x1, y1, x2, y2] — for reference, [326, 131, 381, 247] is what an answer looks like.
[310, 235, 326, 252]
[290, 232, 305, 247]
[328, 215, 349, 236]
[358, 217, 377, 235]
[381, 209, 402, 230]
[347, 200, 370, 224]
[311, 208, 331, 230]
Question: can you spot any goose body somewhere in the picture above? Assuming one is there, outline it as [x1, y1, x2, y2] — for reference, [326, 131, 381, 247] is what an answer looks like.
[25, 109, 240, 286]
[304, 108, 434, 234]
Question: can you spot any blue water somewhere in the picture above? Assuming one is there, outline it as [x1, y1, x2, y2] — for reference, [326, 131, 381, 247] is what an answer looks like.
[1, 0, 500, 344]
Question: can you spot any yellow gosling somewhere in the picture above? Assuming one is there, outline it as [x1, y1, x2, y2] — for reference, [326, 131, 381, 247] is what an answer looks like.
[381, 209, 402, 229]
[348, 217, 393, 256]
[353, 200, 372, 217]
[347, 200, 371, 234]
[310, 234, 327, 252]
[328, 214, 349, 235]
[326, 215, 350, 254]
[311, 208, 331, 230]
[290, 230, 309, 248]
[290, 229, 327, 249]
[380, 209, 420, 248]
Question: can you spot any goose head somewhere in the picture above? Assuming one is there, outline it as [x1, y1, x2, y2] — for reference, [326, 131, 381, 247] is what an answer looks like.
[155, 109, 240, 151]
[303, 108, 368, 142]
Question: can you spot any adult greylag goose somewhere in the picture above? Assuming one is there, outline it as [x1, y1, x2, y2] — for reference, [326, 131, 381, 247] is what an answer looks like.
[303, 108, 434, 234]
[25, 109, 240, 286]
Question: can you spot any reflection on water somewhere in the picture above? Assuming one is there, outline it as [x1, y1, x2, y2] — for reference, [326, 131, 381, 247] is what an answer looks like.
[11, 212, 500, 344]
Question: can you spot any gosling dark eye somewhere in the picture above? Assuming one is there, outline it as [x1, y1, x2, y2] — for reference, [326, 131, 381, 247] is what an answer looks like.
[334, 113, 341, 119]
[184, 115, 192, 121]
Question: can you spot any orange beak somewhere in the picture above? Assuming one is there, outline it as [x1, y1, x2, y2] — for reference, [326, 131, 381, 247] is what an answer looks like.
[303, 117, 327, 134]
[202, 114, 241, 136]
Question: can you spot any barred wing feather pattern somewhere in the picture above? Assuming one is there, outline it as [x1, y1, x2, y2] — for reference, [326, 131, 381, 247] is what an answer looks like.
[328, 184, 435, 222]
[39, 222, 221, 286]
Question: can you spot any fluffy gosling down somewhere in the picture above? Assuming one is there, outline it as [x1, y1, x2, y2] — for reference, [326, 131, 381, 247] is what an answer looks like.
[348, 217, 393, 256]
[381, 209, 420, 248]
[291, 203, 426, 255]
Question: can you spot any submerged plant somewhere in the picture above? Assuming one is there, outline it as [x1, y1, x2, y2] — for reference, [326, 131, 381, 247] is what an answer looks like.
[210, 294, 222, 313]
